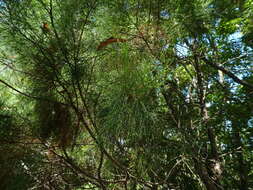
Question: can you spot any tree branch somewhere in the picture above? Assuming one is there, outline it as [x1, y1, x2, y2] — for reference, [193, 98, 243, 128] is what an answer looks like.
[202, 57, 253, 89]
[0, 78, 68, 106]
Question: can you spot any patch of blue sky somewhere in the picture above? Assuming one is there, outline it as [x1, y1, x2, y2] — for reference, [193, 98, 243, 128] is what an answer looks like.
[175, 43, 189, 58]
[219, 31, 252, 86]
[248, 117, 253, 128]
[228, 31, 243, 41]
[160, 10, 170, 19]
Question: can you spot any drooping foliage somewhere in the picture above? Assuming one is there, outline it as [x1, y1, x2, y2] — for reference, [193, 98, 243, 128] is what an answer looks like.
[0, 0, 252, 189]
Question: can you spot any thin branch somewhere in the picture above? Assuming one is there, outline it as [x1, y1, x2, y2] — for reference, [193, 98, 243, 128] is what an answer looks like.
[0, 78, 37, 99]
[0, 78, 68, 106]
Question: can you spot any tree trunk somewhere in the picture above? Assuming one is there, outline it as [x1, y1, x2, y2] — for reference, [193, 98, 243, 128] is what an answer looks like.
[191, 45, 223, 190]
[194, 159, 219, 190]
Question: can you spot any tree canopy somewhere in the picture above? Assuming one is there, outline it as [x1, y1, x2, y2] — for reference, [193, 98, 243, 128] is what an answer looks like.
[0, 0, 252, 189]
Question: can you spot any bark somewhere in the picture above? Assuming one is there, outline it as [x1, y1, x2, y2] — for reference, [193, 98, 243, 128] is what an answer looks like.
[194, 159, 219, 190]
[191, 43, 223, 189]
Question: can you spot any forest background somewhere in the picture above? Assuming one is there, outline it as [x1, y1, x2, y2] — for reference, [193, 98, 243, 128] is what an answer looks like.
[0, 0, 253, 189]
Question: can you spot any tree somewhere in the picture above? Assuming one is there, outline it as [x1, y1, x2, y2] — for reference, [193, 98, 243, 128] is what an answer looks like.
[0, 0, 252, 189]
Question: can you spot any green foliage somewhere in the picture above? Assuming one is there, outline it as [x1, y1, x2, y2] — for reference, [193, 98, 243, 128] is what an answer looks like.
[0, 0, 253, 189]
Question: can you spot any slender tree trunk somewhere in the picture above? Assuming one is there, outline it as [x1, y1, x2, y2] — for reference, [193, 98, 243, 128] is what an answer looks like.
[191, 43, 223, 189]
